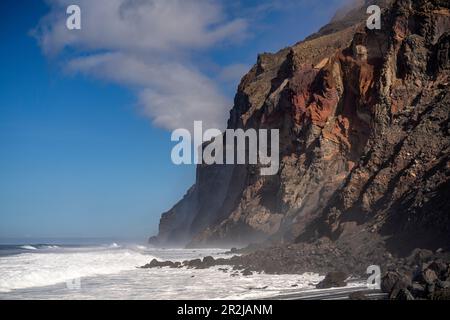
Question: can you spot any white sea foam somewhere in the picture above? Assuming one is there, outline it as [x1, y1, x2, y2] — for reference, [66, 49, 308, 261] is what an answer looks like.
[0, 247, 152, 293]
[0, 247, 367, 299]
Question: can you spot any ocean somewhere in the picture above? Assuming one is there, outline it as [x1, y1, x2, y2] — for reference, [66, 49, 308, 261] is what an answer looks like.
[0, 241, 367, 300]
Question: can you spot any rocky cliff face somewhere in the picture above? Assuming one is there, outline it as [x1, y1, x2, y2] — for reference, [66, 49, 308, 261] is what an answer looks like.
[150, 0, 450, 253]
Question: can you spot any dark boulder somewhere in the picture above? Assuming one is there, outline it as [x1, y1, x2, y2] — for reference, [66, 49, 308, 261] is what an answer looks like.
[214, 258, 229, 265]
[417, 269, 439, 285]
[410, 282, 427, 299]
[389, 278, 413, 299]
[427, 260, 448, 279]
[141, 259, 179, 269]
[437, 280, 450, 289]
[381, 270, 413, 300]
[381, 271, 400, 294]
[185, 258, 203, 268]
[316, 272, 347, 289]
[202, 256, 216, 267]
[381, 271, 411, 294]
[242, 269, 253, 276]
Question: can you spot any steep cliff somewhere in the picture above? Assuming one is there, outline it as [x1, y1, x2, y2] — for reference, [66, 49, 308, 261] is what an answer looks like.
[150, 0, 450, 252]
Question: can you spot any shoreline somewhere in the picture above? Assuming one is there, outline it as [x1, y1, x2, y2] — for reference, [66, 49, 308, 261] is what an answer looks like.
[142, 244, 450, 300]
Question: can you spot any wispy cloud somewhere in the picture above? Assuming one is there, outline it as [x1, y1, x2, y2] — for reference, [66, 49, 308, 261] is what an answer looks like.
[34, 0, 248, 130]
[34, 0, 349, 131]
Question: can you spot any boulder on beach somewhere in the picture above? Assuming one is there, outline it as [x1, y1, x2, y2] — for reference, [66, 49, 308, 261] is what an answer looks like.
[141, 259, 180, 269]
[316, 272, 348, 289]
[242, 269, 253, 276]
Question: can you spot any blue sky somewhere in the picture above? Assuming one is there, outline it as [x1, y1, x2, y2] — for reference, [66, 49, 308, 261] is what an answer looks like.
[0, 0, 347, 241]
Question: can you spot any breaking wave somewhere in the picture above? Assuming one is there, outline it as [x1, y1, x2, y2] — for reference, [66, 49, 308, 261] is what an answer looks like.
[20, 245, 38, 250]
[0, 247, 152, 292]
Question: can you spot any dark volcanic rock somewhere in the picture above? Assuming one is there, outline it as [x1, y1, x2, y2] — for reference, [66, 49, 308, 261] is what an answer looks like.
[417, 269, 439, 285]
[381, 271, 406, 294]
[185, 259, 203, 269]
[202, 256, 216, 267]
[381, 252, 450, 300]
[316, 272, 348, 289]
[427, 260, 448, 278]
[242, 269, 253, 276]
[437, 280, 450, 289]
[141, 259, 180, 269]
[388, 275, 413, 300]
[410, 282, 427, 299]
[430, 289, 450, 300]
[407, 249, 434, 266]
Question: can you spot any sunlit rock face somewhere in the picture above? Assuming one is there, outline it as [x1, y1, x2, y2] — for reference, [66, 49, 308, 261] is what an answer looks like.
[150, 0, 450, 251]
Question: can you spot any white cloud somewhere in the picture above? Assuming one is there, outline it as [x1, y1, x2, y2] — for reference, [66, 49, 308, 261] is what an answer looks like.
[34, 0, 248, 130]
